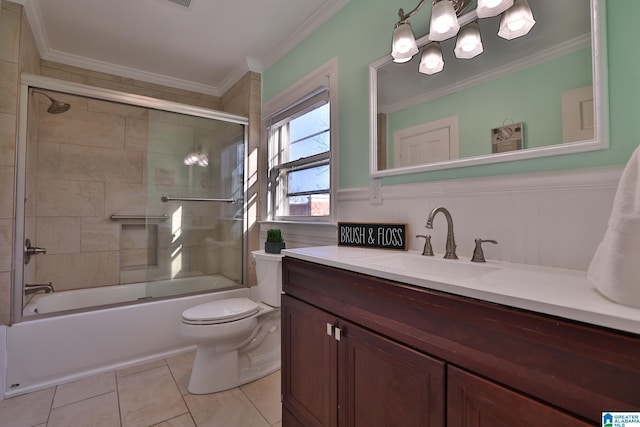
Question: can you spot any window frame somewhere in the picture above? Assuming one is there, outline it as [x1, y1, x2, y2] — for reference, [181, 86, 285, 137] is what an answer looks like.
[263, 59, 338, 223]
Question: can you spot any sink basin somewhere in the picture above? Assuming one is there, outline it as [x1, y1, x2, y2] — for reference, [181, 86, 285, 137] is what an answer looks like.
[357, 252, 499, 281]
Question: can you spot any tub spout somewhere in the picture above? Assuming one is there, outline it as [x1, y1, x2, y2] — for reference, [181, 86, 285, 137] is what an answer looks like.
[25, 282, 54, 295]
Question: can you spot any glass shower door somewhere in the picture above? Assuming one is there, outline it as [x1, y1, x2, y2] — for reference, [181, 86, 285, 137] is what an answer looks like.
[16, 80, 247, 318]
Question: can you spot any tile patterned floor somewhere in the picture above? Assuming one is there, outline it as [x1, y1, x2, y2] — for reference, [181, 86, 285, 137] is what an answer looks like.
[0, 351, 282, 427]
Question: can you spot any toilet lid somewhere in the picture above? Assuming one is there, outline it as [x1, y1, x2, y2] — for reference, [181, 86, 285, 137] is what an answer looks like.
[182, 298, 260, 324]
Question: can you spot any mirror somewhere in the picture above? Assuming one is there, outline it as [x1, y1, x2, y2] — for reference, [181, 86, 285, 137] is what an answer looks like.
[370, 0, 607, 177]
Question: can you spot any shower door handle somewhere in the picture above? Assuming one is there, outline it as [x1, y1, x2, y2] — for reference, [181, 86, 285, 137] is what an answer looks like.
[24, 239, 47, 264]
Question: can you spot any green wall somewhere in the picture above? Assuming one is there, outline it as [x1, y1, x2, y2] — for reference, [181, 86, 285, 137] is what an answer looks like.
[386, 48, 592, 163]
[263, 0, 640, 189]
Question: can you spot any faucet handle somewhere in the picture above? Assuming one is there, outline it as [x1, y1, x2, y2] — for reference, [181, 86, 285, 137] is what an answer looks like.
[416, 235, 434, 256]
[471, 239, 498, 263]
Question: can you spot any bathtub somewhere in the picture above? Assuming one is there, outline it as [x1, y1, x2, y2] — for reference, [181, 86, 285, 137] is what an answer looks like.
[23, 275, 240, 315]
[5, 278, 252, 398]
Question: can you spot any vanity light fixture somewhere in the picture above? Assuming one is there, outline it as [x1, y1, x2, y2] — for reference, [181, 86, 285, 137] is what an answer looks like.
[419, 42, 445, 75]
[390, 0, 534, 73]
[498, 0, 536, 40]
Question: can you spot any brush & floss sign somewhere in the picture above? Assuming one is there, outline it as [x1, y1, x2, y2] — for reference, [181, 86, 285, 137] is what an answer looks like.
[338, 222, 407, 250]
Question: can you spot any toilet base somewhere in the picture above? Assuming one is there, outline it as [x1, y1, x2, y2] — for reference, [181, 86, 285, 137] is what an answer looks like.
[187, 310, 281, 394]
[188, 347, 239, 394]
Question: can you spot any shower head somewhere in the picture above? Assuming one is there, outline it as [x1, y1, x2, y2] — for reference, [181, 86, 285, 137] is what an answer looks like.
[32, 90, 71, 114]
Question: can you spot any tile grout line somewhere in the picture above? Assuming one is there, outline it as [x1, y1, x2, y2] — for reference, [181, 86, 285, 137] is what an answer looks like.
[164, 356, 197, 427]
[45, 385, 57, 426]
[239, 385, 272, 426]
[114, 368, 124, 427]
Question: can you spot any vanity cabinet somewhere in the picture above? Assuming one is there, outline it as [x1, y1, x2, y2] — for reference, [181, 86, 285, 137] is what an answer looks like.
[281, 256, 640, 426]
[282, 294, 445, 427]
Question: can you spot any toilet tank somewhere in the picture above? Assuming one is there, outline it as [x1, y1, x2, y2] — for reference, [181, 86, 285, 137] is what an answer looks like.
[251, 250, 283, 307]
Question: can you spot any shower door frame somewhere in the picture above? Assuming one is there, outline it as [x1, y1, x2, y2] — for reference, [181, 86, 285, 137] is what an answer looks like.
[12, 73, 250, 324]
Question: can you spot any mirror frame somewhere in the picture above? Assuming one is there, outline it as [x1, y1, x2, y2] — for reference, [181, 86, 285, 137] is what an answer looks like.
[369, 0, 608, 178]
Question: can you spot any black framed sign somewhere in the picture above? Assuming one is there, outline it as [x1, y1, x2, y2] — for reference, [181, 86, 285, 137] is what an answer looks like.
[338, 222, 407, 250]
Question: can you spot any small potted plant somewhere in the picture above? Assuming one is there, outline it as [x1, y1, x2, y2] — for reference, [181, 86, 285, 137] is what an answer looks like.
[265, 228, 285, 254]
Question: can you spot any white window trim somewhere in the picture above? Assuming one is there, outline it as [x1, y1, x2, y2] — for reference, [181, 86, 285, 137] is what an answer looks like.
[262, 57, 338, 223]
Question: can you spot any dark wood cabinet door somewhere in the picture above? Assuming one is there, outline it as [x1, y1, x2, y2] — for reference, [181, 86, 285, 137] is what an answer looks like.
[340, 320, 446, 427]
[447, 366, 595, 427]
[282, 295, 338, 427]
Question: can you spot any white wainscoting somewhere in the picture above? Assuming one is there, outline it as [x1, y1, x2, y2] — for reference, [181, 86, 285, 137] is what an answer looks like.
[339, 166, 622, 271]
[261, 166, 622, 271]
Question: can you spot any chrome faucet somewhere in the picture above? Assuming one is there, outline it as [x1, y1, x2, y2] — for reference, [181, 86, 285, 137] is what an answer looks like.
[425, 207, 457, 259]
[25, 282, 54, 295]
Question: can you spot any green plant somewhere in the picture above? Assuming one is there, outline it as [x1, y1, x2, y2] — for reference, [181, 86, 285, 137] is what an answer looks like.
[266, 228, 284, 243]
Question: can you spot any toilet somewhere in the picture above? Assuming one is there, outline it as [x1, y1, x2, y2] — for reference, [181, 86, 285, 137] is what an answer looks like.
[179, 250, 283, 394]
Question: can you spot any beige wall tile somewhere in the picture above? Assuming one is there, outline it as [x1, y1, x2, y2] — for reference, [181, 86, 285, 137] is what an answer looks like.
[36, 142, 61, 179]
[0, 219, 12, 271]
[36, 217, 81, 254]
[120, 267, 168, 284]
[37, 179, 104, 217]
[190, 243, 220, 275]
[0, 60, 18, 114]
[0, 2, 19, 63]
[121, 224, 156, 250]
[81, 217, 120, 252]
[39, 105, 126, 149]
[59, 144, 143, 184]
[0, 271, 10, 324]
[105, 182, 148, 216]
[0, 165, 14, 219]
[87, 98, 148, 119]
[0, 112, 15, 166]
[35, 251, 119, 290]
[19, 8, 40, 75]
[124, 117, 149, 152]
[121, 248, 157, 268]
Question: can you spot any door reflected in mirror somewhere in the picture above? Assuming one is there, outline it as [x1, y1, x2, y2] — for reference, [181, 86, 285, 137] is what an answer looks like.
[370, 0, 608, 177]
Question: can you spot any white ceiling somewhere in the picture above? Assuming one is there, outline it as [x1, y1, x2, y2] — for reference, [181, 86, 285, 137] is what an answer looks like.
[15, 0, 351, 96]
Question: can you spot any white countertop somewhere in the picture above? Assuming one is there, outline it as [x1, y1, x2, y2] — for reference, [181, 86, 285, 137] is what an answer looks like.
[282, 246, 640, 335]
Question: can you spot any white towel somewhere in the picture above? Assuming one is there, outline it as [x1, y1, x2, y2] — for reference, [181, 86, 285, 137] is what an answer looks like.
[588, 144, 640, 307]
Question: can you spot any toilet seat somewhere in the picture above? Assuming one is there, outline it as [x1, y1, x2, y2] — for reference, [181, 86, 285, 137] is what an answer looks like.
[182, 298, 260, 325]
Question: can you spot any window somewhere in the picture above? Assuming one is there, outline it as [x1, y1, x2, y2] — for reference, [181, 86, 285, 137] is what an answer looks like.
[265, 60, 336, 222]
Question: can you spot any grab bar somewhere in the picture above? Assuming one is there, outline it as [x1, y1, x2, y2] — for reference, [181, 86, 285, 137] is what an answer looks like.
[110, 214, 169, 221]
[160, 195, 238, 204]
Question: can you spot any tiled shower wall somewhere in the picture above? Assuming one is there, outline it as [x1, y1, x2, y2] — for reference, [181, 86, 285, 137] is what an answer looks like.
[28, 95, 244, 291]
[0, 0, 262, 324]
[0, 0, 40, 325]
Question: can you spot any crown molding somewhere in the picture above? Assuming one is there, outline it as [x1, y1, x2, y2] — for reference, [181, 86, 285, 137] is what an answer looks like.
[258, 0, 352, 72]
[42, 48, 222, 96]
[13, 0, 351, 97]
